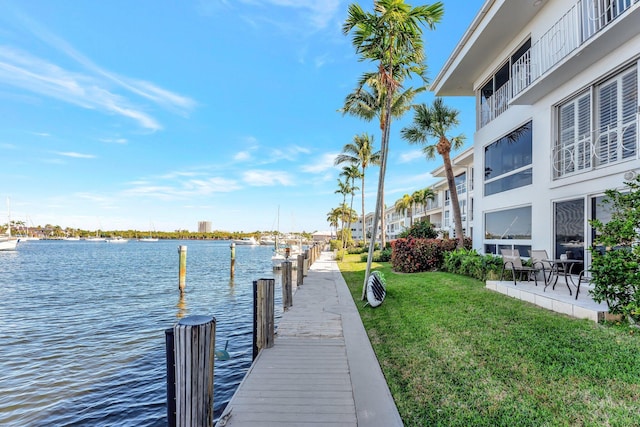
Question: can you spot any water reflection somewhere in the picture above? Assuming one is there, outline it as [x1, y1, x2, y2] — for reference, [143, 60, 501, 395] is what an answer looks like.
[176, 293, 187, 319]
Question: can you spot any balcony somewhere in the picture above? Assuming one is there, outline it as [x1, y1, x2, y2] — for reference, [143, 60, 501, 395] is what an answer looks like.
[553, 115, 638, 178]
[512, 0, 640, 104]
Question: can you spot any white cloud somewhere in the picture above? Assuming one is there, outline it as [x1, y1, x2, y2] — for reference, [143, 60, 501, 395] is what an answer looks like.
[300, 152, 338, 173]
[100, 137, 128, 144]
[234, 151, 251, 161]
[55, 151, 96, 159]
[243, 170, 294, 186]
[398, 149, 425, 164]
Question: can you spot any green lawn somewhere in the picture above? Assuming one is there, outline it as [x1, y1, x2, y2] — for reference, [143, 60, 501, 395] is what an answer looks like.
[338, 255, 640, 427]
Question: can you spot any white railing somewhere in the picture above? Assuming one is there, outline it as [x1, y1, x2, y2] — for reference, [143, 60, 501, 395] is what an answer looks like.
[512, 0, 638, 98]
[480, 83, 512, 127]
[553, 115, 638, 178]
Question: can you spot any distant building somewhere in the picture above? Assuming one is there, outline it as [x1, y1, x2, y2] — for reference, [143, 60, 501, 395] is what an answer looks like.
[198, 221, 212, 233]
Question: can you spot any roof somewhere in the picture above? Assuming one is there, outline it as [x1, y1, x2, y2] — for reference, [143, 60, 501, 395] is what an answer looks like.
[431, 0, 546, 96]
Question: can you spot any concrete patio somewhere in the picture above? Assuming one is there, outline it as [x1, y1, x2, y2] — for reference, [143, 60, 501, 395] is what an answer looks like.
[486, 275, 610, 322]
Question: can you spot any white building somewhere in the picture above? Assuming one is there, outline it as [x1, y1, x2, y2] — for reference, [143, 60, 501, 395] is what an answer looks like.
[355, 148, 475, 242]
[432, 0, 639, 270]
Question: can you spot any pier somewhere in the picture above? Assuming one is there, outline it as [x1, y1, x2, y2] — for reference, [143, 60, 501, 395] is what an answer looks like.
[216, 250, 402, 426]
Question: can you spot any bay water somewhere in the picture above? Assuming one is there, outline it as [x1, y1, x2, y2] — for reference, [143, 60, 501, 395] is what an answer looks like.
[0, 239, 283, 426]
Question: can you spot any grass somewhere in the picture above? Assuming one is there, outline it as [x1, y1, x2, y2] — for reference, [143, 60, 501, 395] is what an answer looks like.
[338, 254, 640, 427]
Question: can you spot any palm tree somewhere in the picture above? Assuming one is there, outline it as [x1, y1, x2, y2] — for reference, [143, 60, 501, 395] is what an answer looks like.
[326, 208, 340, 239]
[334, 133, 380, 247]
[334, 178, 353, 244]
[394, 194, 414, 230]
[340, 165, 361, 249]
[343, 0, 443, 299]
[401, 97, 466, 248]
[411, 187, 436, 222]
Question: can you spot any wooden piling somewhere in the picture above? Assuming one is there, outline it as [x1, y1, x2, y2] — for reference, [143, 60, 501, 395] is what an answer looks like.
[173, 315, 216, 427]
[165, 328, 176, 427]
[230, 243, 236, 279]
[282, 261, 293, 310]
[303, 249, 309, 276]
[296, 254, 304, 286]
[252, 278, 275, 360]
[178, 245, 187, 293]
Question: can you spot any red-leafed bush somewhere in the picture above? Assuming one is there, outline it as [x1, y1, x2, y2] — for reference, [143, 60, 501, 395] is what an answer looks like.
[391, 237, 464, 273]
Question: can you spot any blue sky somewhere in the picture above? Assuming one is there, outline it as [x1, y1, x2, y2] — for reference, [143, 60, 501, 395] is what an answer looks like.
[0, 0, 483, 233]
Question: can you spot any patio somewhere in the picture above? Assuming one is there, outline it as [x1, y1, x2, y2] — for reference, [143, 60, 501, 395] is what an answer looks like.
[486, 276, 610, 323]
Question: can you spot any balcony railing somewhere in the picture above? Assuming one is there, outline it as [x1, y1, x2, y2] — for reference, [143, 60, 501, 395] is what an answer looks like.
[480, 83, 511, 127]
[553, 115, 638, 178]
[512, 0, 639, 98]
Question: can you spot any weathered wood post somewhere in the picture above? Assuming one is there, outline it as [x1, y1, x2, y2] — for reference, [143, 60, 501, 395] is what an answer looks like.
[252, 278, 275, 360]
[296, 254, 304, 286]
[303, 249, 309, 276]
[165, 328, 176, 427]
[230, 243, 236, 279]
[282, 261, 293, 310]
[178, 245, 187, 293]
[173, 315, 216, 427]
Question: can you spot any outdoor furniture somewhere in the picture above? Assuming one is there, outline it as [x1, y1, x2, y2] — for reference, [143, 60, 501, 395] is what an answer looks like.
[542, 258, 583, 298]
[575, 269, 591, 300]
[529, 249, 558, 284]
[500, 249, 540, 286]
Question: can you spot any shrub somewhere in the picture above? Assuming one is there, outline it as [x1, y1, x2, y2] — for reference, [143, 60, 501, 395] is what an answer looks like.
[589, 176, 640, 324]
[443, 248, 503, 281]
[359, 248, 392, 263]
[397, 218, 438, 239]
[391, 238, 459, 273]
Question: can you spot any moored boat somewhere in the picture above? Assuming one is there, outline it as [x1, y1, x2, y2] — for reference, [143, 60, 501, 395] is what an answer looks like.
[231, 237, 258, 245]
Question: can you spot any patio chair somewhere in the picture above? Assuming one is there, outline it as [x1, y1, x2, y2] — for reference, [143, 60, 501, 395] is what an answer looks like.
[528, 249, 558, 284]
[500, 249, 540, 286]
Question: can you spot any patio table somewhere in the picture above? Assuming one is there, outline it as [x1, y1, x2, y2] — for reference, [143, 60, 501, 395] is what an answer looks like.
[542, 259, 583, 296]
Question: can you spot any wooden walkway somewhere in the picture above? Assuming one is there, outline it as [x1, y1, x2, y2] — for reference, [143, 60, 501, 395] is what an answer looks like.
[216, 251, 402, 427]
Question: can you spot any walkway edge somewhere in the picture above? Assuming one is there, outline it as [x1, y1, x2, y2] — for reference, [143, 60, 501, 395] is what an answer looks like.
[333, 260, 403, 426]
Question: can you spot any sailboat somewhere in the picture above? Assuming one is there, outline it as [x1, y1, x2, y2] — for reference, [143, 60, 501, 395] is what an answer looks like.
[0, 198, 19, 251]
[139, 222, 159, 242]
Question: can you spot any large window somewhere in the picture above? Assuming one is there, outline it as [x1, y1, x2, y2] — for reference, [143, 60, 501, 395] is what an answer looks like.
[484, 122, 533, 196]
[484, 206, 532, 255]
[555, 65, 638, 178]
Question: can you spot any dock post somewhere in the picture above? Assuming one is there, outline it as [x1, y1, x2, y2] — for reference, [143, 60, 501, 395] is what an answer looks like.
[230, 243, 236, 279]
[165, 328, 176, 427]
[303, 249, 309, 276]
[282, 261, 293, 310]
[296, 254, 304, 286]
[178, 245, 187, 293]
[252, 278, 274, 360]
[173, 315, 215, 427]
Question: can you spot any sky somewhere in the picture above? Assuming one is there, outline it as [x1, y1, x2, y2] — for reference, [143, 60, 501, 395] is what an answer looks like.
[0, 0, 484, 233]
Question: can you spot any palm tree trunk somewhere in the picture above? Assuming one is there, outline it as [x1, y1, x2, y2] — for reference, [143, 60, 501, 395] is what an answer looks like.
[362, 94, 393, 300]
[443, 151, 465, 248]
[361, 173, 366, 246]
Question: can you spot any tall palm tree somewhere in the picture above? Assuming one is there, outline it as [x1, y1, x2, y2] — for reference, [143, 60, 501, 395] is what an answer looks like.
[334, 178, 353, 243]
[340, 165, 361, 249]
[341, 85, 424, 249]
[394, 194, 413, 229]
[401, 97, 466, 248]
[334, 133, 380, 247]
[343, 0, 443, 299]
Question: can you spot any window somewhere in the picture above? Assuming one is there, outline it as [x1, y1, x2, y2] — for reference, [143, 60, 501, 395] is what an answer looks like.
[484, 206, 532, 256]
[555, 65, 638, 178]
[555, 199, 585, 260]
[484, 122, 533, 196]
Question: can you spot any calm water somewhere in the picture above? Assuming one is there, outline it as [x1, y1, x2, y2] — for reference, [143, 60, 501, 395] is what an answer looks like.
[0, 239, 283, 426]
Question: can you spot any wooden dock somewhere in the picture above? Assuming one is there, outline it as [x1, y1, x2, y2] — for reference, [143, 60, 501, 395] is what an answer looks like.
[216, 251, 402, 427]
